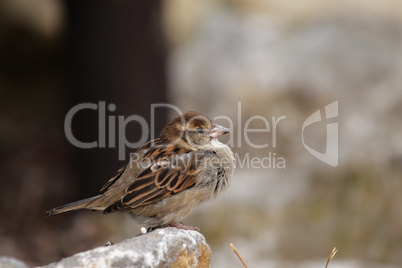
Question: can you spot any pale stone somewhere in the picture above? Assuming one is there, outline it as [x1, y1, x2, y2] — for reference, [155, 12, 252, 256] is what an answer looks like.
[37, 228, 210, 268]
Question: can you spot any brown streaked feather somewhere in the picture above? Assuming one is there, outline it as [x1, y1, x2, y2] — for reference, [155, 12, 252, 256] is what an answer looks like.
[100, 166, 127, 193]
[155, 169, 175, 188]
[104, 145, 203, 213]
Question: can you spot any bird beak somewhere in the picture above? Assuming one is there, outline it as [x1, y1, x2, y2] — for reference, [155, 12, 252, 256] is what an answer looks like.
[209, 124, 229, 139]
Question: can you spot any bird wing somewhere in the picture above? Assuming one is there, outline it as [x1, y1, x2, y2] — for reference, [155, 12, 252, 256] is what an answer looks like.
[103, 146, 202, 213]
[100, 165, 127, 193]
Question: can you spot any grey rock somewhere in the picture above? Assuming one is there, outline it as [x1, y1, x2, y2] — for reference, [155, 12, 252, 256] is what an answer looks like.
[36, 228, 210, 268]
[0, 257, 28, 268]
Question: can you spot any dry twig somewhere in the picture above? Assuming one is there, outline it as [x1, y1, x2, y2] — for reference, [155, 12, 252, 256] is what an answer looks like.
[230, 243, 249, 268]
[325, 247, 338, 268]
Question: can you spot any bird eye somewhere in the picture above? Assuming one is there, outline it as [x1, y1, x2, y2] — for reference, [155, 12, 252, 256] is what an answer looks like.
[196, 128, 204, 133]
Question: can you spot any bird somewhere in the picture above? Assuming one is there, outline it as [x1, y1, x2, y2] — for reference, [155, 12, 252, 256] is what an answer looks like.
[46, 111, 234, 231]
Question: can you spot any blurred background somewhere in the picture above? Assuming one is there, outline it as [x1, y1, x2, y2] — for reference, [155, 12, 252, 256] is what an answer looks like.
[0, 0, 402, 267]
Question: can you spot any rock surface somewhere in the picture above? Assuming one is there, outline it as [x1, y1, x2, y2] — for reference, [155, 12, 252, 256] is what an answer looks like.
[34, 228, 210, 268]
[0, 257, 29, 268]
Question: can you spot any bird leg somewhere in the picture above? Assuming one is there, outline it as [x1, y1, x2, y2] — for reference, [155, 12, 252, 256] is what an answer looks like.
[166, 222, 200, 231]
[147, 222, 200, 232]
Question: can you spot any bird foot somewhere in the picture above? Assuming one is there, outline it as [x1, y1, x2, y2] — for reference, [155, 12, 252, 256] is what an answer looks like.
[147, 222, 199, 232]
[166, 222, 200, 231]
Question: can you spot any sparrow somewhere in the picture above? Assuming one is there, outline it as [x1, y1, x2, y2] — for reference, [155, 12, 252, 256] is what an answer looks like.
[46, 111, 234, 231]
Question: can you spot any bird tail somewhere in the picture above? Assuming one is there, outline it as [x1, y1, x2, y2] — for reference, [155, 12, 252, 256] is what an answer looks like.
[46, 195, 104, 216]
